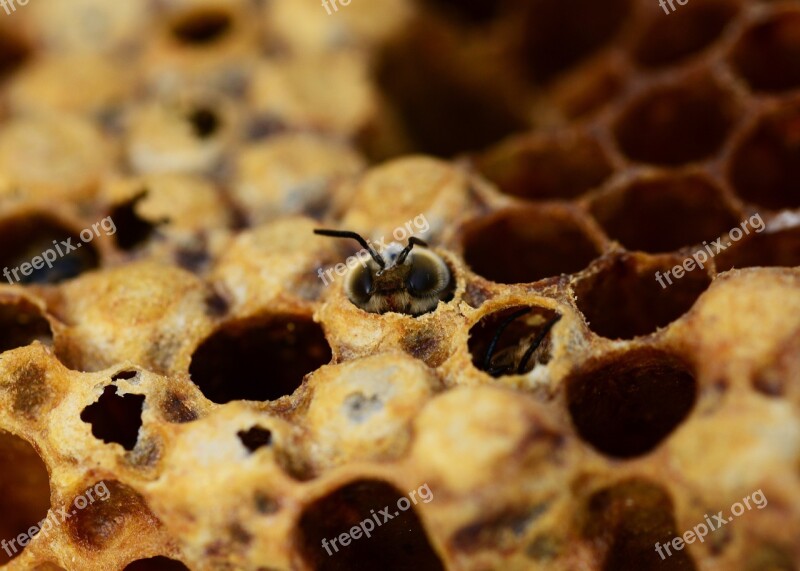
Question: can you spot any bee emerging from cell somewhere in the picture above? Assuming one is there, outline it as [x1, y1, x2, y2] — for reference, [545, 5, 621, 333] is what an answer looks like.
[470, 307, 562, 377]
[314, 228, 455, 316]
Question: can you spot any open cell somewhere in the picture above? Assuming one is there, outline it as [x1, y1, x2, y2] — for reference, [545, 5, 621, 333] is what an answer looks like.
[461, 206, 602, 284]
[730, 11, 800, 93]
[728, 102, 800, 210]
[588, 174, 741, 253]
[614, 79, 737, 166]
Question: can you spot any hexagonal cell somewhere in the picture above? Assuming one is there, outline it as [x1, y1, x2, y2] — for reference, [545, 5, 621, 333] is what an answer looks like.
[374, 20, 529, 157]
[730, 10, 800, 93]
[461, 206, 603, 284]
[588, 174, 742, 253]
[632, 0, 739, 69]
[614, 77, 738, 166]
[716, 226, 800, 271]
[468, 305, 561, 377]
[123, 557, 190, 571]
[728, 102, 800, 210]
[0, 298, 53, 354]
[0, 214, 101, 285]
[418, 0, 504, 24]
[476, 132, 614, 201]
[581, 480, 697, 569]
[0, 431, 51, 565]
[189, 314, 332, 403]
[567, 349, 697, 458]
[0, 28, 32, 81]
[521, 0, 633, 83]
[574, 254, 711, 339]
[297, 479, 445, 570]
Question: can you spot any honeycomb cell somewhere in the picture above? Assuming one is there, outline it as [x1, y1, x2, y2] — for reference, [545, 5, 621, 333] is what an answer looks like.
[716, 226, 800, 271]
[461, 206, 603, 284]
[169, 8, 233, 47]
[0, 298, 53, 354]
[582, 480, 697, 570]
[80, 386, 145, 451]
[574, 254, 711, 339]
[614, 77, 737, 166]
[0, 214, 100, 285]
[237, 426, 272, 453]
[730, 10, 800, 93]
[0, 431, 51, 565]
[567, 349, 697, 458]
[728, 102, 800, 210]
[374, 21, 528, 157]
[632, 0, 739, 69]
[468, 305, 561, 376]
[476, 132, 614, 201]
[0, 28, 32, 80]
[418, 0, 504, 24]
[66, 481, 161, 550]
[189, 314, 332, 403]
[123, 556, 191, 570]
[522, 0, 632, 83]
[297, 479, 445, 571]
[588, 173, 741, 253]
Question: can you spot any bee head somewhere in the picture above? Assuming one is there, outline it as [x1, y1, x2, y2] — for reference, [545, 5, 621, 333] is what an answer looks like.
[314, 229, 453, 316]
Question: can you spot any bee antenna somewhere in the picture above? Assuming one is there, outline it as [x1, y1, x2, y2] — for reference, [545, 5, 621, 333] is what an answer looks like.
[397, 236, 428, 265]
[483, 307, 531, 371]
[516, 314, 562, 374]
[313, 229, 386, 268]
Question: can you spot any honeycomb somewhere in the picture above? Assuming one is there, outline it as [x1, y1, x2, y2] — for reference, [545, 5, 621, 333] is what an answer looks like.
[0, 0, 798, 570]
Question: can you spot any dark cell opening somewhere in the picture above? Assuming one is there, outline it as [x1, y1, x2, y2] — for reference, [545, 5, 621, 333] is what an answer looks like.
[633, 0, 738, 68]
[373, 21, 529, 158]
[297, 480, 445, 571]
[170, 9, 233, 45]
[0, 29, 32, 81]
[186, 107, 221, 139]
[731, 11, 800, 93]
[238, 426, 272, 453]
[462, 207, 602, 284]
[728, 103, 800, 210]
[476, 133, 614, 201]
[567, 350, 697, 458]
[716, 227, 800, 271]
[522, 0, 632, 83]
[110, 191, 164, 251]
[589, 174, 741, 253]
[417, 0, 504, 24]
[0, 299, 53, 353]
[0, 215, 99, 284]
[468, 306, 561, 376]
[0, 431, 51, 565]
[574, 254, 711, 340]
[80, 386, 144, 451]
[582, 480, 697, 570]
[614, 80, 736, 166]
[189, 315, 332, 403]
[123, 557, 190, 571]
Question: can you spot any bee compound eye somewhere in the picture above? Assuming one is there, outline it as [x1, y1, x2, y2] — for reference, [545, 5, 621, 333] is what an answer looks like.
[407, 256, 442, 295]
[348, 265, 373, 303]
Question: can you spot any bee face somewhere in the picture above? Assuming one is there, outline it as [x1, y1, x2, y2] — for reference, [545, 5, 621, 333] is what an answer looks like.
[314, 229, 454, 316]
[346, 244, 453, 316]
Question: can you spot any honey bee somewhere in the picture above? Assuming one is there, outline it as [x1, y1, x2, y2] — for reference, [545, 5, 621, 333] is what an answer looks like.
[314, 229, 454, 316]
[482, 308, 562, 377]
